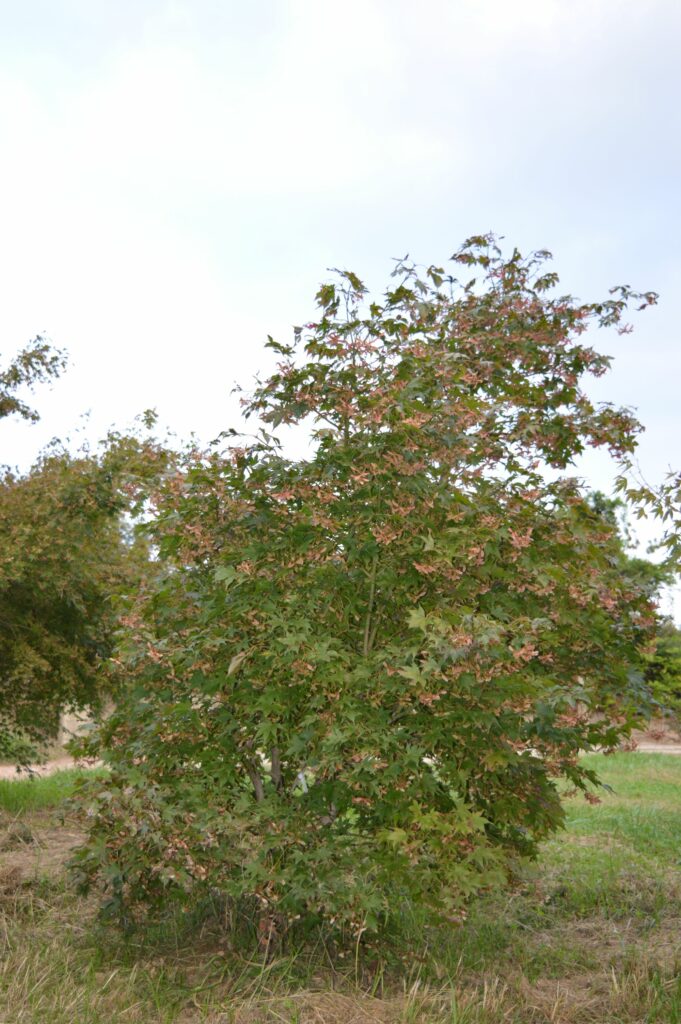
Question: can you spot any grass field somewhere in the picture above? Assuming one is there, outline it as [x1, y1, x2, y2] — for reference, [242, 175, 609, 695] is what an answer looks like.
[0, 768, 94, 813]
[0, 754, 679, 1023]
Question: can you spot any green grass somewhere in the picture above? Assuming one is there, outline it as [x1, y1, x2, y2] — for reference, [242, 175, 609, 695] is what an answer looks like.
[0, 768, 101, 814]
[565, 752, 681, 862]
[1, 754, 680, 1023]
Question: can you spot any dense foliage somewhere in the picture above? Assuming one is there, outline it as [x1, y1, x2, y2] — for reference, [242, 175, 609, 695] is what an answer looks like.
[586, 493, 680, 722]
[0, 426, 169, 762]
[646, 619, 681, 721]
[74, 238, 659, 935]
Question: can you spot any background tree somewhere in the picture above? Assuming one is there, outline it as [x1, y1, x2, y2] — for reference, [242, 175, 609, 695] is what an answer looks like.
[0, 421, 171, 764]
[74, 237, 659, 937]
[587, 491, 672, 597]
[645, 620, 681, 722]
[0, 333, 174, 763]
[587, 491, 680, 723]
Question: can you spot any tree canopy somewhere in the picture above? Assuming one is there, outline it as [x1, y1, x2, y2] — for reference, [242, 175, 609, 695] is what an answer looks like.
[0, 395, 171, 762]
[73, 237, 660, 936]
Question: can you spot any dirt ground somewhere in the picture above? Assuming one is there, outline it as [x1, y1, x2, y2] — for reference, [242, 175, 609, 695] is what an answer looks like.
[631, 718, 681, 753]
[0, 755, 85, 780]
[0, 813, 84, 892]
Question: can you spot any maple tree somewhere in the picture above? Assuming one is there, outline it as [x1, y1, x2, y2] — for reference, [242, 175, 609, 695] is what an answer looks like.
[74, 237, 660, 935]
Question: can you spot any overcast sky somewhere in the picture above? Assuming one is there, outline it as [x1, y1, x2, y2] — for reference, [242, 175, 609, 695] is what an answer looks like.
[0, 0, 679, 608]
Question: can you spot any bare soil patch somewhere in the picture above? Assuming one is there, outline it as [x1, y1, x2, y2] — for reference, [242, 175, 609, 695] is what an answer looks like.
[0, 813, 84, 891]
[631, 718, 681, 754]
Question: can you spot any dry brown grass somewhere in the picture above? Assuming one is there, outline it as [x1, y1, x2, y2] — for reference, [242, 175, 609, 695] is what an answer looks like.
[1, 756, 681, 1023]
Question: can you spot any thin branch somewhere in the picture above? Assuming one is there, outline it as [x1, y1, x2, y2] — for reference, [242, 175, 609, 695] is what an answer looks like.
[368, 609, 383, 654]
[243, 741, 265, 802]
[245, 761, 265, 803]
[320, 803, 338, 826]
[362, 553, 379, 657]
[270, 746, 283, 792]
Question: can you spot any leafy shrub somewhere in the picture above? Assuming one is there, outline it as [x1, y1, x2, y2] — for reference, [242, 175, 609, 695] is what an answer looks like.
[0, 729, 39, 766]
[73, 237, 658, 936]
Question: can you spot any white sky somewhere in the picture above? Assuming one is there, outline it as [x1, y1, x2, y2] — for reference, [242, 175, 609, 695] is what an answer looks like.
[0, 0, 679, 612]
